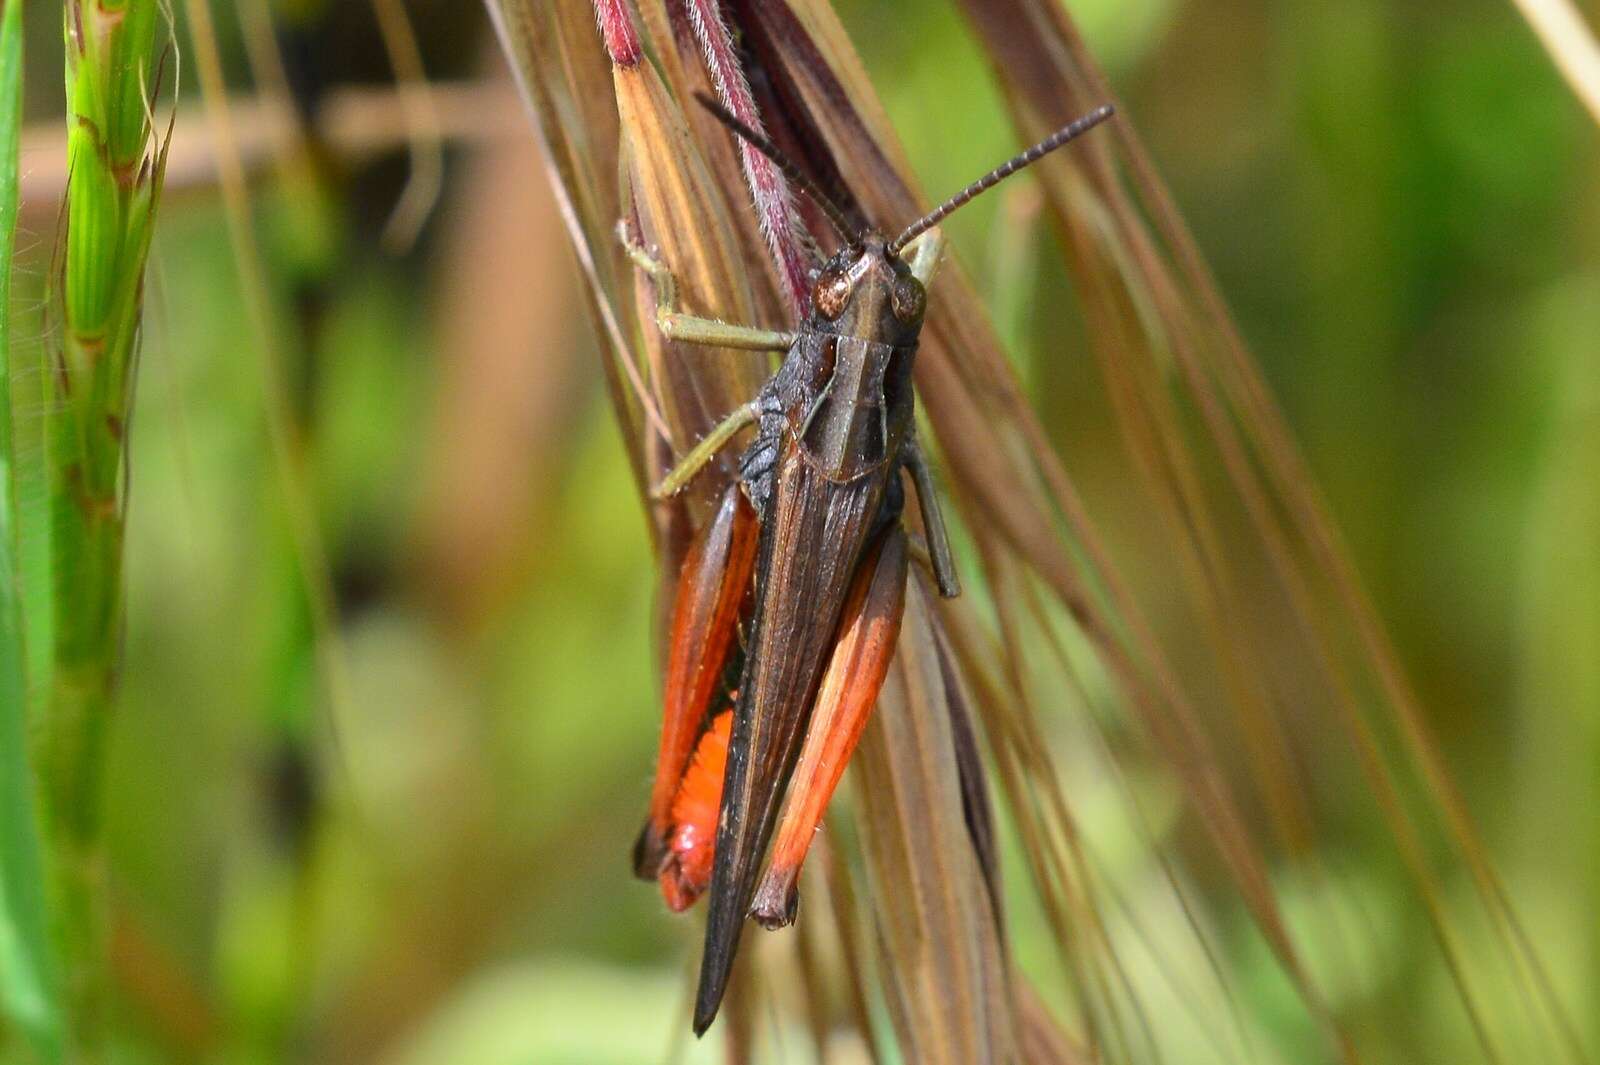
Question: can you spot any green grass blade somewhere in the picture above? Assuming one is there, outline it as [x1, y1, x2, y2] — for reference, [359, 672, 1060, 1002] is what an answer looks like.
[0, 0, 64, 1060]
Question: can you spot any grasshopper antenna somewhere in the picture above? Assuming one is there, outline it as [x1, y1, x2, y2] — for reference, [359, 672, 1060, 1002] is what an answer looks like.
[887, 104, 1115, 255]
[693, 92, 859, 245]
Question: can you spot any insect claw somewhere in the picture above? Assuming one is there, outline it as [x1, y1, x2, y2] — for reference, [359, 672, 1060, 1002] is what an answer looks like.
[617, 220, 674, 287]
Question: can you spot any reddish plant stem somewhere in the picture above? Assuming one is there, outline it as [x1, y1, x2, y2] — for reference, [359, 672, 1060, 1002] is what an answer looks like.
[594, 0, 643, 67]
[680, 0, 810, 312]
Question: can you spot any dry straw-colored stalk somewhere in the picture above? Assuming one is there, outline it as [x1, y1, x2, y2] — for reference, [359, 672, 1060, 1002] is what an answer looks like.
[488, 0, 1580, 1061]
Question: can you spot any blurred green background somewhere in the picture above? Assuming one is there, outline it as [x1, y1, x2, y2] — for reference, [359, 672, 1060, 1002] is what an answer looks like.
[4, 0, 1598, 1061]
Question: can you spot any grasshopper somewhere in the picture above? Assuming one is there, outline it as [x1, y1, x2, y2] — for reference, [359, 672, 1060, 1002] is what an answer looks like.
[626, 97, 1115, 1033]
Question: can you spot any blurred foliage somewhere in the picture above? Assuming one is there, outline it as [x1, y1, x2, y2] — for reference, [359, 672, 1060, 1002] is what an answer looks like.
[0, 0, 1596, 1061]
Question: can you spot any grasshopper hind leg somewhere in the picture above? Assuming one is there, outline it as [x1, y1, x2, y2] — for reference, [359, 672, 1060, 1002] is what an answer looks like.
[636, 485, 760, 878]
[748, 527, 910, 928]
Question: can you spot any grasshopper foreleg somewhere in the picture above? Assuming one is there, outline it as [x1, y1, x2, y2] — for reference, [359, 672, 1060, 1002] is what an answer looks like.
[618, 222, 797, 352]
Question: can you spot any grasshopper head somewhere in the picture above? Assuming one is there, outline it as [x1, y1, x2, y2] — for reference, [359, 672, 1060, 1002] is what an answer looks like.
[808, 237, 926, 347]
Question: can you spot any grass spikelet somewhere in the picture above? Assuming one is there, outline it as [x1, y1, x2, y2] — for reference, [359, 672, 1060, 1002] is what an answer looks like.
[489, 0, 1581, 1060]
[40, 0, 170, 1054]
[488, 0, 1265, 1052]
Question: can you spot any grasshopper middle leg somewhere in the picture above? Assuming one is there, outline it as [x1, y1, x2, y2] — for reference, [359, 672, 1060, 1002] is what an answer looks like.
[652, 400, 763, 499]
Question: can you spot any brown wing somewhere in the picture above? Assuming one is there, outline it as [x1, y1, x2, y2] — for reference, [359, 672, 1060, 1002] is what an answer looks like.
[692, 441, 888, 1034]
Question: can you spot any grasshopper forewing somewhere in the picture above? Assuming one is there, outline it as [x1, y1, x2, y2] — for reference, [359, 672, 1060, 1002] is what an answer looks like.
[627, 97, 1116, 1034]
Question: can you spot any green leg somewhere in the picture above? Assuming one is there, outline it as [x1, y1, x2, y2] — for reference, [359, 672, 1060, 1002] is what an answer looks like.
[905, 439, 960, 598]
[618, 223, 796, 351]
[653, 401, 761, 499]
[903, 226, 946, 289]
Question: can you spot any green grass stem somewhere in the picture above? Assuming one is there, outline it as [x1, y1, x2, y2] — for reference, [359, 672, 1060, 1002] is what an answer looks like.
[37, 1, 168, 1056]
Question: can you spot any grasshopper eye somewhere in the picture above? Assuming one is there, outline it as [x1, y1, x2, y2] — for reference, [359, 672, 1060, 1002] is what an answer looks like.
[812, 268, 853, 319]
[890, 277, 926, 324]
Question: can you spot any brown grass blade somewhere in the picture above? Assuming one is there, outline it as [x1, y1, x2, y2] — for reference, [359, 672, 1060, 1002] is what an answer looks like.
[810, 837, 884, 1062]
[410, 118, 584, 629]
[368, 0, 445, 251]
[678, 0, 810, 310]
[1016, 979, 1093, 1065]
[641, 1, 792, 330]
[611, 49, 769, 498]
[852, 576, 1012, 1065]
[939, 541, 1253, 1064]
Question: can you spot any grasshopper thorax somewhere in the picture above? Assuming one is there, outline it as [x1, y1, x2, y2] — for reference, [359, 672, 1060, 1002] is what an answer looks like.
[781, 237, 924, 483]
[807, 237, 926, 348]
